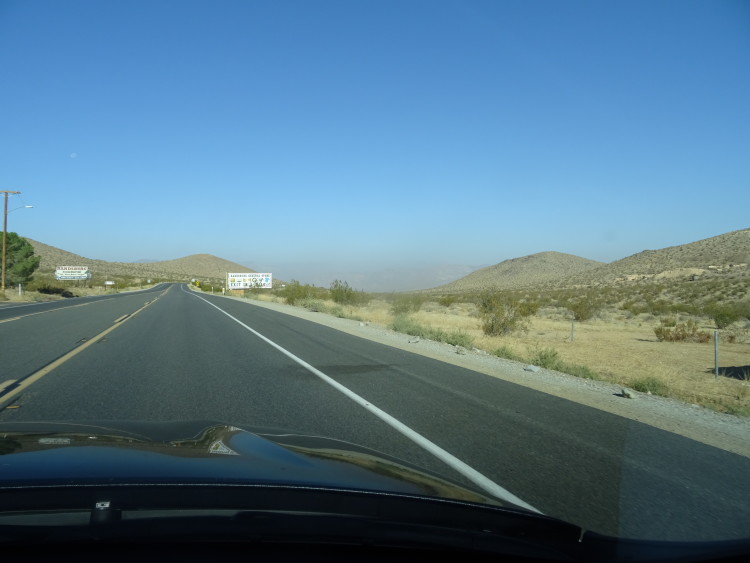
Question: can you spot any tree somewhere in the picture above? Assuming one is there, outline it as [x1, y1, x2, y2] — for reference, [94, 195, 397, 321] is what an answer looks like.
[2, 232, 41, 287]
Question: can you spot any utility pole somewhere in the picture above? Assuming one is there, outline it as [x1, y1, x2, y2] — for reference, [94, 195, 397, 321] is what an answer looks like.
[1, 190, 21, 292]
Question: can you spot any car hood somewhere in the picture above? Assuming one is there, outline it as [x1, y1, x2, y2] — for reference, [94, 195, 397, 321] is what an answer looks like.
[0, 420, 501, 507]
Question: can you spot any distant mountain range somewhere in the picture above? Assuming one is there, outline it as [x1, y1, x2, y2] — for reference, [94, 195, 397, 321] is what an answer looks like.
[23, 227, 750, 292]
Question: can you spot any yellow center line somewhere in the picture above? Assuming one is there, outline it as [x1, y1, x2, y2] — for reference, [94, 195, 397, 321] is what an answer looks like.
[0, 295, 163, 407]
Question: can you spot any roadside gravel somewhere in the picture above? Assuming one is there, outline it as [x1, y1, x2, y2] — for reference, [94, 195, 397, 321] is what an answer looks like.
[209, 292, 750, 458]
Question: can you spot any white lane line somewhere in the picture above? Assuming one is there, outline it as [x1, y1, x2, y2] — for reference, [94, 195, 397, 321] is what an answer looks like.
[0, 301, 59, 310]
[191, 292, 541, 514]
[0, 284, 168, 311]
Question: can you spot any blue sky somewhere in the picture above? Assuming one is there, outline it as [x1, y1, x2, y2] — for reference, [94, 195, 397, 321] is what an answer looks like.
[1, 0, 748, 286]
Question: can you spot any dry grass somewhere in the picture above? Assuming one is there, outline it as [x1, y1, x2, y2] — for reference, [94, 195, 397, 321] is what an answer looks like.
[488, 315, 750, 413]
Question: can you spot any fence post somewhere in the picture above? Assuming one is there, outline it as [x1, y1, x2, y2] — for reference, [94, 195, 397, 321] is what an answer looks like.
[714, 330, 719, 379]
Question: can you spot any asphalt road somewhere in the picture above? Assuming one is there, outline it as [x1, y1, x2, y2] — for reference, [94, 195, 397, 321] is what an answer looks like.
[1, 283, 748, 541]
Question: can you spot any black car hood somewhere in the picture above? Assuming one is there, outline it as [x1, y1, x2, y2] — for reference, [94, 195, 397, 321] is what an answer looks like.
[4, 421, 750, 562]
[0, 420, 499, 506]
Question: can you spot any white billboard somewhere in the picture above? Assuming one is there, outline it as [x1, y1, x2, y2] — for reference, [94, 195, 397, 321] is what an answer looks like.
[227, 273, 272, 289]
[55, 266, 91, 280]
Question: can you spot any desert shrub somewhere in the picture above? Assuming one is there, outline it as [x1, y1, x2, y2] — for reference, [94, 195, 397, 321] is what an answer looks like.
[437, 295, 459, 308]
[520, 346, 600, 379]
[391, 314, 474, 347]
[647, 299, 673, 316]
[630, 377, 670, 396]
[719, 325, 749, 344]
[518, 300, 540, 316]
[566, 298, 599, 321]
[299, 298, 325, 312]
[720, 330, 737, 344]
[654, 318, 710, 342]
[565, 364, 599, 380]
[477, 292, 536, 336]
[390, 294, 425, 315]
[444, 330, 475, 347]
[330, 280, 370, 306]
[493, 346, 522, 362]
[528, 347, 563, 370]
[329, 305, 345, 318]
[704, 301, 750, 329]
[34, 284, 76, 298]
[391, 314, 429, 337]
[712, 308, 739, 329]
[621, 300, 648, 316]
[278, 280, 320, 305]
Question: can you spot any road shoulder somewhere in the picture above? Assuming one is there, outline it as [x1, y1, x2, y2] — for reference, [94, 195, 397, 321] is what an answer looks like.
[199, 291, 750, 458]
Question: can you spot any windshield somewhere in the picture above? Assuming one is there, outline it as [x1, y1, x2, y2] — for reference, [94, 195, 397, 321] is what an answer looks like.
[0, 0, 748, 549]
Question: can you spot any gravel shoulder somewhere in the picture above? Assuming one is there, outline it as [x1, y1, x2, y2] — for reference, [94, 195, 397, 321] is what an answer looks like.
[207, 292, 750, 458]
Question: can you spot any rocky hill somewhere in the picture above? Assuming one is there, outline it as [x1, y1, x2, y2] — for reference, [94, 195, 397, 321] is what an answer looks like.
[561, 228, 750, 287]
[428, 251, 603, 293]
[426, 228, 750, 293]
[25, 238, 256, 283]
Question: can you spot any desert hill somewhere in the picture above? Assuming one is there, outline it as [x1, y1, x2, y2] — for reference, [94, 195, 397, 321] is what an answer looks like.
[428, 251, 603, 293]
[426, 228, 750, 293]
[22, 228, 750, 292]
[25, 238, 256, 283]
[561, 228, 750, 287]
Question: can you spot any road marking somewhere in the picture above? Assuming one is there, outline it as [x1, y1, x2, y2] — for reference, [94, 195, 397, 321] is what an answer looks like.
[0, 297, 162, 405]
[0, 300, 100, 323]
[0, 301, 57, 310]
[191, 292, 541, 514]
[0, 285, 169, 321]
[0, 380, 16, 392]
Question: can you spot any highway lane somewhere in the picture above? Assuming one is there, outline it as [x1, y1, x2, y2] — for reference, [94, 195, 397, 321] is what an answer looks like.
[1, 283, 748, 542]
[0, 283, 170, 321]
[0, 284, 171, 395]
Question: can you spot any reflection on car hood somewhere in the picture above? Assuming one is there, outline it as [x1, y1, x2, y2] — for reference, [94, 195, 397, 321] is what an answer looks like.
[0, 420, 501, 507]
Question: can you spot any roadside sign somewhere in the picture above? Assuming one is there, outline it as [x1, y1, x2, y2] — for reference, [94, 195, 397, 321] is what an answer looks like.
[227, 273, 272, 289]
[55, 266, 91, 281]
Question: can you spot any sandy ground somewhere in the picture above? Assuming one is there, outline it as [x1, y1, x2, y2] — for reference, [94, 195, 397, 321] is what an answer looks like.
[204, 291, 750, 459]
